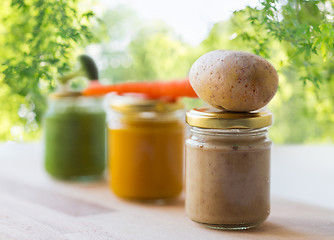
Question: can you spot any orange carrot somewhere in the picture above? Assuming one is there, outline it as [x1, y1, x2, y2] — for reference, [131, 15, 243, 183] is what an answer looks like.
[82, 78, 198, 99]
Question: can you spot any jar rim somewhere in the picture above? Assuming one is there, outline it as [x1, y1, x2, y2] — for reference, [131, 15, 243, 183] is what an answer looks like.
[49, 91, 82, 98]
[50, 91, 105, 99]
[109, 95, 184, 113]
[186, 106, 272, 129]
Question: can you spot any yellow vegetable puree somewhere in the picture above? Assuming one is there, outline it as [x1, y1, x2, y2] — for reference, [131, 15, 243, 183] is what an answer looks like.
[108, 97, 184, 200]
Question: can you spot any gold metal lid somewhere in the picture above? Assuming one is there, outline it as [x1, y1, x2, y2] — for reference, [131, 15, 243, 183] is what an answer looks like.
[186, 106, 272, 129]
[110, 96, 184, 113]
[49, 91, 82, 98]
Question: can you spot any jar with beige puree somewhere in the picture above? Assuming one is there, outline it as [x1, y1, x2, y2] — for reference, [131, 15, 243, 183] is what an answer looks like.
[185, 106, 272, 230]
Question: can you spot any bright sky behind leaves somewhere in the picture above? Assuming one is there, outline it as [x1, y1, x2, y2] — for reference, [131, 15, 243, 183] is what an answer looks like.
[99, 0, 259, 45]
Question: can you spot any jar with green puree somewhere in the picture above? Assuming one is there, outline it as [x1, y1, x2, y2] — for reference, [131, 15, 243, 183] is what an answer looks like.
[44, 92, 106, 180]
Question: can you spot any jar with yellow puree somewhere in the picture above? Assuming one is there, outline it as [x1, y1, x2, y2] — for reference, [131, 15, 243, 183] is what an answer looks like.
[185, 106, 272, 230]
[108, 96, 185, 201]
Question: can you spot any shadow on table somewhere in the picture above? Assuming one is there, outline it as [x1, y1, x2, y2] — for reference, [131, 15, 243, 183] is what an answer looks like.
[123, 195, 185, 208]
[196, 221, 310, 239]
[199, 199, 334, 239]
[244, 221, 307, 238]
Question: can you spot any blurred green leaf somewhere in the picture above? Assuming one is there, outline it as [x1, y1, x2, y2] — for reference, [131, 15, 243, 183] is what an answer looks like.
[0, 0, 95, 141]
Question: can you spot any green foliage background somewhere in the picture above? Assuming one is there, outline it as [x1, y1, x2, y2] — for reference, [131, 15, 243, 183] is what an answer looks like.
[0, 0, 95, 141]
[1, 0, 334, 143]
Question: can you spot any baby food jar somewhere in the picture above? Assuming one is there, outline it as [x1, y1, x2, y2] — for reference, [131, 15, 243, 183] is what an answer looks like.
[108, 96, 184, 201]
[185, 106, 272, 230]
[44, 92, 106, 180]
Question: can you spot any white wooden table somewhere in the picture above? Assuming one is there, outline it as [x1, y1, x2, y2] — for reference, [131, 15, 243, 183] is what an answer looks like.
[0, 142, 333, 240]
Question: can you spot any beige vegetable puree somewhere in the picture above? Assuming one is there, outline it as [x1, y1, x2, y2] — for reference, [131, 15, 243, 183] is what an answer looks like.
[185, 129, 271, 228]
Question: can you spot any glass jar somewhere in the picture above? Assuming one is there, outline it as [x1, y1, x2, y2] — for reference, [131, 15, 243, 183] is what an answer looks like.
[185, 106, 272, 230]
[44, 92, 106, 180]
[108, 95, 185, 201]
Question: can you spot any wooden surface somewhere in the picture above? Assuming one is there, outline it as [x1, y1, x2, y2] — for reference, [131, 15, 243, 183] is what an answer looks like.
[0, 143, 334, 240]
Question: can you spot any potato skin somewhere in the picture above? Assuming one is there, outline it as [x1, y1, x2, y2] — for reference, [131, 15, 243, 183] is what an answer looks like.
[189, 50, 278, 112]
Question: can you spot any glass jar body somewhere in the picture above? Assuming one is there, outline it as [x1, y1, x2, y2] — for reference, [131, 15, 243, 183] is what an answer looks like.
[44, 96, 106, 180]
[108, 103, 185, 201]
[185, 127, 271, 230]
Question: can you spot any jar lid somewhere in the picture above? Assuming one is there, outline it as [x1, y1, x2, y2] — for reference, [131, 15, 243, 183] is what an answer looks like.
[186, 106, 272, 129]
[50, 91, 104, 99]
[49, 91, 82, 98]
[110, 95, 184, 113]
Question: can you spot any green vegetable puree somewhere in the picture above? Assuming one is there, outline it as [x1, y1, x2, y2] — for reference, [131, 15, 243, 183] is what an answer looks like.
[44, 110, 106, 180]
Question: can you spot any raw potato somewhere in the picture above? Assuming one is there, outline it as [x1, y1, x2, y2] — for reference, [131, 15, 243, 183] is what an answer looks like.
[189, 50, 278, 112]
